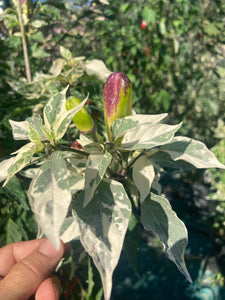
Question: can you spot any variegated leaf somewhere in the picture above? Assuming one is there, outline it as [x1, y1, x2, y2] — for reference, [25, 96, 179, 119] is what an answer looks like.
[121, 122, 182, 150]
[28, 151, 72, 249]
[43, 86, 69, 132]
[112, 113, 168, 140]
[160, 136, 225, 169]
[132, 155, 155, 203]
[26, 116, 45, 141]
[52, 95, 88, 141]
[11, 141, 44, 155]
[0, 157, 15, 183]
[41, 126, 54, 144]
[50, 58, 66, 76]
[27, 125, 41, 143]
[4, 143, 44, 186]
[60, 217, 80, 243]
[65, 155, 85, 194]
[84, 59, 112, 81]
[84, 152, 112, 207]
[59, 45, 72, 61]
[9, 119, 29, 140]
[141, 193, 192, 283]
[72, 179, 131, 300]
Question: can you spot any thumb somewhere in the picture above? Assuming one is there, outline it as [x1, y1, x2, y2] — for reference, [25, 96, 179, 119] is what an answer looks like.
[0, 239, 64, 300]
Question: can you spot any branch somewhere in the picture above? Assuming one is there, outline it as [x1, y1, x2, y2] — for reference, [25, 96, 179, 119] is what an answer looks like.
[16, 0, 32, 83]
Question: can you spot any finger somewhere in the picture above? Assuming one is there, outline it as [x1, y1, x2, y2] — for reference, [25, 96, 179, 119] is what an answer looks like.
[35, 275, 62, 300]
[0, 239, 71, 278]
[0, 238, 46, 277]
[0, 239, 64, 300]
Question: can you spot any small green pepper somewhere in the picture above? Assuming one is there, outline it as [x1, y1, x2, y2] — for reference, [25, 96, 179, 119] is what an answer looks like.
[66, 97, 95, 133]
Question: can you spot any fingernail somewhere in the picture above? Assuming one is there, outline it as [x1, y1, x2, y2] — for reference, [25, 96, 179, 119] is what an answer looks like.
[39, 240, 62, 258]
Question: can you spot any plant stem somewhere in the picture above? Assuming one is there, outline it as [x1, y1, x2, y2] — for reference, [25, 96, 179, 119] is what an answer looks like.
[127, 150, 145, 169]
[57, 145, 89, 157]
[16, 0, 32, 83]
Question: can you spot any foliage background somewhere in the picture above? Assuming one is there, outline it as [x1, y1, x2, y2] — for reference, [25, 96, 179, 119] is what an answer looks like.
[0, 0, 225, 298]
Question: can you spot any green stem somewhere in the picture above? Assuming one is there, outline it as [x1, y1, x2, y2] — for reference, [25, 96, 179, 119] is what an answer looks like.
[28, 155, 46, 166]
[16, 0, 32, 83]
[57, 145, 89, 157]
[127, 150, 145, 170]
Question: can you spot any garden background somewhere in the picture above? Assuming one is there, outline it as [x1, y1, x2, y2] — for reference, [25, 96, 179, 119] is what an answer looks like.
[0, 0, 225, 299]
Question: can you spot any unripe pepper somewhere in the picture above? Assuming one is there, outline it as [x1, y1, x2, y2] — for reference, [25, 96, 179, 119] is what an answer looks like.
[66, 97, 95, 133]
[103, 72, 132, 141]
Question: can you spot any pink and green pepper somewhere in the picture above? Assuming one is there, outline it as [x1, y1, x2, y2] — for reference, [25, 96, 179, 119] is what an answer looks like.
[103, 72, 132, 141]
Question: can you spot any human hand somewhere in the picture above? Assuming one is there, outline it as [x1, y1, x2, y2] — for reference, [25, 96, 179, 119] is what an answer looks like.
[0, 238, 70, 300]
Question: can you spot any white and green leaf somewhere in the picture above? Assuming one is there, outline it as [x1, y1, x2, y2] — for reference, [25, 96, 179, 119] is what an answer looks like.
[72, 179, 131, 300]
[11, 141, 44, 156]
[161, 136, 225, 169]
[4, 142, 44, 186]
[0, 157, 16, 183]
[9, 119, 29, 140]
[84, 59, 112, 81]
[132, 155, 155, 203]
[60, 217, 80, 243]
[120, 122, 182, 150]
[141, 193, 192, 283]
[28, 151, 72, 249]
[84, 152, 112, 207]
[52, 95, 88, 141]
[112, 113, 168, 140]
[27, 125, 41, 143]
[59, 45, 72, 61]
[26, 116, 45, 141]
[43, 86, 69, 133]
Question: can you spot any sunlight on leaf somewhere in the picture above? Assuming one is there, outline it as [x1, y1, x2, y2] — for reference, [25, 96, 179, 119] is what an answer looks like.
[141, 193, 192, 283]
[72, 179, 131, 300]
[28, 151, 72, 249]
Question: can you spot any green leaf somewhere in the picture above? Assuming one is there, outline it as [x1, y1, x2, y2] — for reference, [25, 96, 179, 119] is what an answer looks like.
[60, 45, 72, 61]
[123, 214, 140, 273]
[120, 122, 182, 150]
[30, 19, 48, 28]
[160, 137, 225, 169]
[32, 48, 50, 59]
[84, 152, 112, 207]
[6, 218, 22, 244]
[43, 86, 69, 133]
[28, 151, 72, 249]
[30, 31, 45, 42]
[112, 113, 168, 140]
[142, 8, 156, 24]
[132, 155, 155, 203]
[3, 176, 29, 210]
[72, 179, 131, 300]
[150, 150, 194, 170]
[141, 193, 192, 283]
[52, 95, 89, 141]
[9, 119, 29, 140]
